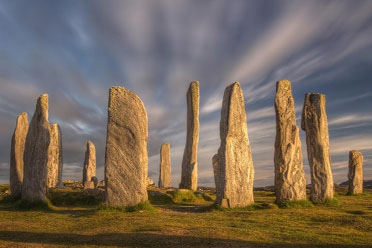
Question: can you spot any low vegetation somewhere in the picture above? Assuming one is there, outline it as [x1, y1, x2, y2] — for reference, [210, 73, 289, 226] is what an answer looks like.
[0, 185, 371, 247]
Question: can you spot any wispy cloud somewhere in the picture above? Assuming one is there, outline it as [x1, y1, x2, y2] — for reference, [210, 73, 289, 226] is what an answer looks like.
[0, 0, 371, 187]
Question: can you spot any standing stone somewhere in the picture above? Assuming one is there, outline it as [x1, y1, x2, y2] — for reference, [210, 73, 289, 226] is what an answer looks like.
[212, 154, 219, 190]
[82, 141, 96, 184]
[22, 94, 50, 202]
[301, 93, 334, 202]
[274, 80, 306, 203]
[179, 81, 199, 191]
[10, 113, 29, 198]
[213, 82, 254, 208]
[84, 181, 95, 190]
[158, 143, 171, 188]
[47, 123, 63, 188]
[348, 150, 363, 194]
[105, 86, 148, 207]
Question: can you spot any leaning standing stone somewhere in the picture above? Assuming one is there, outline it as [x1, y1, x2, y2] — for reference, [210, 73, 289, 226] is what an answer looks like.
[22, 94, 50, 202]
[179, 81, 199, 191]
[348, 150, 363, 194]
[82, 141, 96, 184]
[158, 143, 171, 188]
[301, 93, 334, 202]
[47, 123, 63, 188]
[274, 80, 306, 203]
[213, 82, 254, 208]
[10, 112, 29, 198]
[105, 86, 148, 207]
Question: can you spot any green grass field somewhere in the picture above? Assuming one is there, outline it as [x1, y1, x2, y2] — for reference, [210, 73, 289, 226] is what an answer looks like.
[0, 185, 371, 248]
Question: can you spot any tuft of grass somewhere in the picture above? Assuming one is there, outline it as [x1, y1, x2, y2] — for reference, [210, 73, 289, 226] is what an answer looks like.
[215, 203, 264, 211]
[172, 189, 203, 203]
[49, 190, 102, 206]
[16, 198, 56, 211]
[0, 194, 20, 204]
[277, 200, 314, 209]
[97, 201, 156, 213]
[148, 191, 174, 204]
[126, 201, 156, 212]
[323, 198, 340, 207]
[312, 197, 340, 207]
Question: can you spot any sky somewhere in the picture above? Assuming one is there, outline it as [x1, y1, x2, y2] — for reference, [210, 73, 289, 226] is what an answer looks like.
[0, 0, 371, 187]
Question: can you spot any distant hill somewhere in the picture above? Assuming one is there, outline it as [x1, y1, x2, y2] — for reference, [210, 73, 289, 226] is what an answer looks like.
[339, 180, 372, 188]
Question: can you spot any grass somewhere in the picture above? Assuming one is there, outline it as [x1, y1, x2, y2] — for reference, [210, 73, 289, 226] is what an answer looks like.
[277, 199, 314, 209]
[97, 201, 156, 213]
[0, 185, 371, 247]
[312, 197, 341, 207]
[172, 189, 204, 203]
[49, 188, 103, 206]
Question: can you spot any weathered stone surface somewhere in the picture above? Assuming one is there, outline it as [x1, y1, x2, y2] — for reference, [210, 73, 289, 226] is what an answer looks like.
[301, 93, 334, 202]
[348, 150, 363, 194]
[147, 177, 154, 186]
[105, 86, 148, 207]
[47, 123, 63, 188]
[82, 141, 96, 184]
[274, 80, 306, 203]
[10, 112, 29, 197]
[179, 81, 199, 191]
[98, 180, 105, 188]
[212, 154, 219, 190]
[158, 143, 171, 188]
[213, 82, 254, 208]
[22, 94, 50, 202]
[84, 181, 95, 190]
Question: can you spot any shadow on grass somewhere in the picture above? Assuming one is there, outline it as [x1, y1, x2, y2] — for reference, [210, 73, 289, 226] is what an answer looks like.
[0, 231, 368, 248]
[164, 203, 216, 213]
[345, 210, 366, 215]
[0, 197, 97, 218]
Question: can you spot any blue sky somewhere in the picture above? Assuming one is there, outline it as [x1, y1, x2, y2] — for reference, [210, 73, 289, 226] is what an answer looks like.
[0, 0, 371, 186]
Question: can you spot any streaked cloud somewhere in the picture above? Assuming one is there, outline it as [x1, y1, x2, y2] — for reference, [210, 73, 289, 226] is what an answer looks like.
[0, 0, 371, 186]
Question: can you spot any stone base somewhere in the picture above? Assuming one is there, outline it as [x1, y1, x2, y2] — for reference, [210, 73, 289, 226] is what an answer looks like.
[83, 181, 95, 190]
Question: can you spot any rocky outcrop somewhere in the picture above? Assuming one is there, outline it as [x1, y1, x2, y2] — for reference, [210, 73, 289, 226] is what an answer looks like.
[158, 143, 171, 188]
[348, 150, 363, 194]
[179, 81, 199, 191]
[213, 82, 254, 208]
[22, 94, 50, 202]
[10, 112, 29, 197]
[104, 86, 148, 207]
[82, 141, 96, 184]
[301, 93, 334, 202]
[274, 80, 306, 203]
[47, 123, 63, 188]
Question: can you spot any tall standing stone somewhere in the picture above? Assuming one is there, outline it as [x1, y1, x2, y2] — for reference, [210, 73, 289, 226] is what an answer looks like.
[10, 112, 29, 197]
[158, 143, 171, 188]
[213, 82, 254, 208]
[47, 123, 63, 188]
[83, 141, 96, 184]
[274, 80, 306, 203]
[301, 93, 334, 202]
[179, 81, 199, 191]
[22, 94, 50, 202]
[105, 86, 148, 207]
[348, 150, 363, 194]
